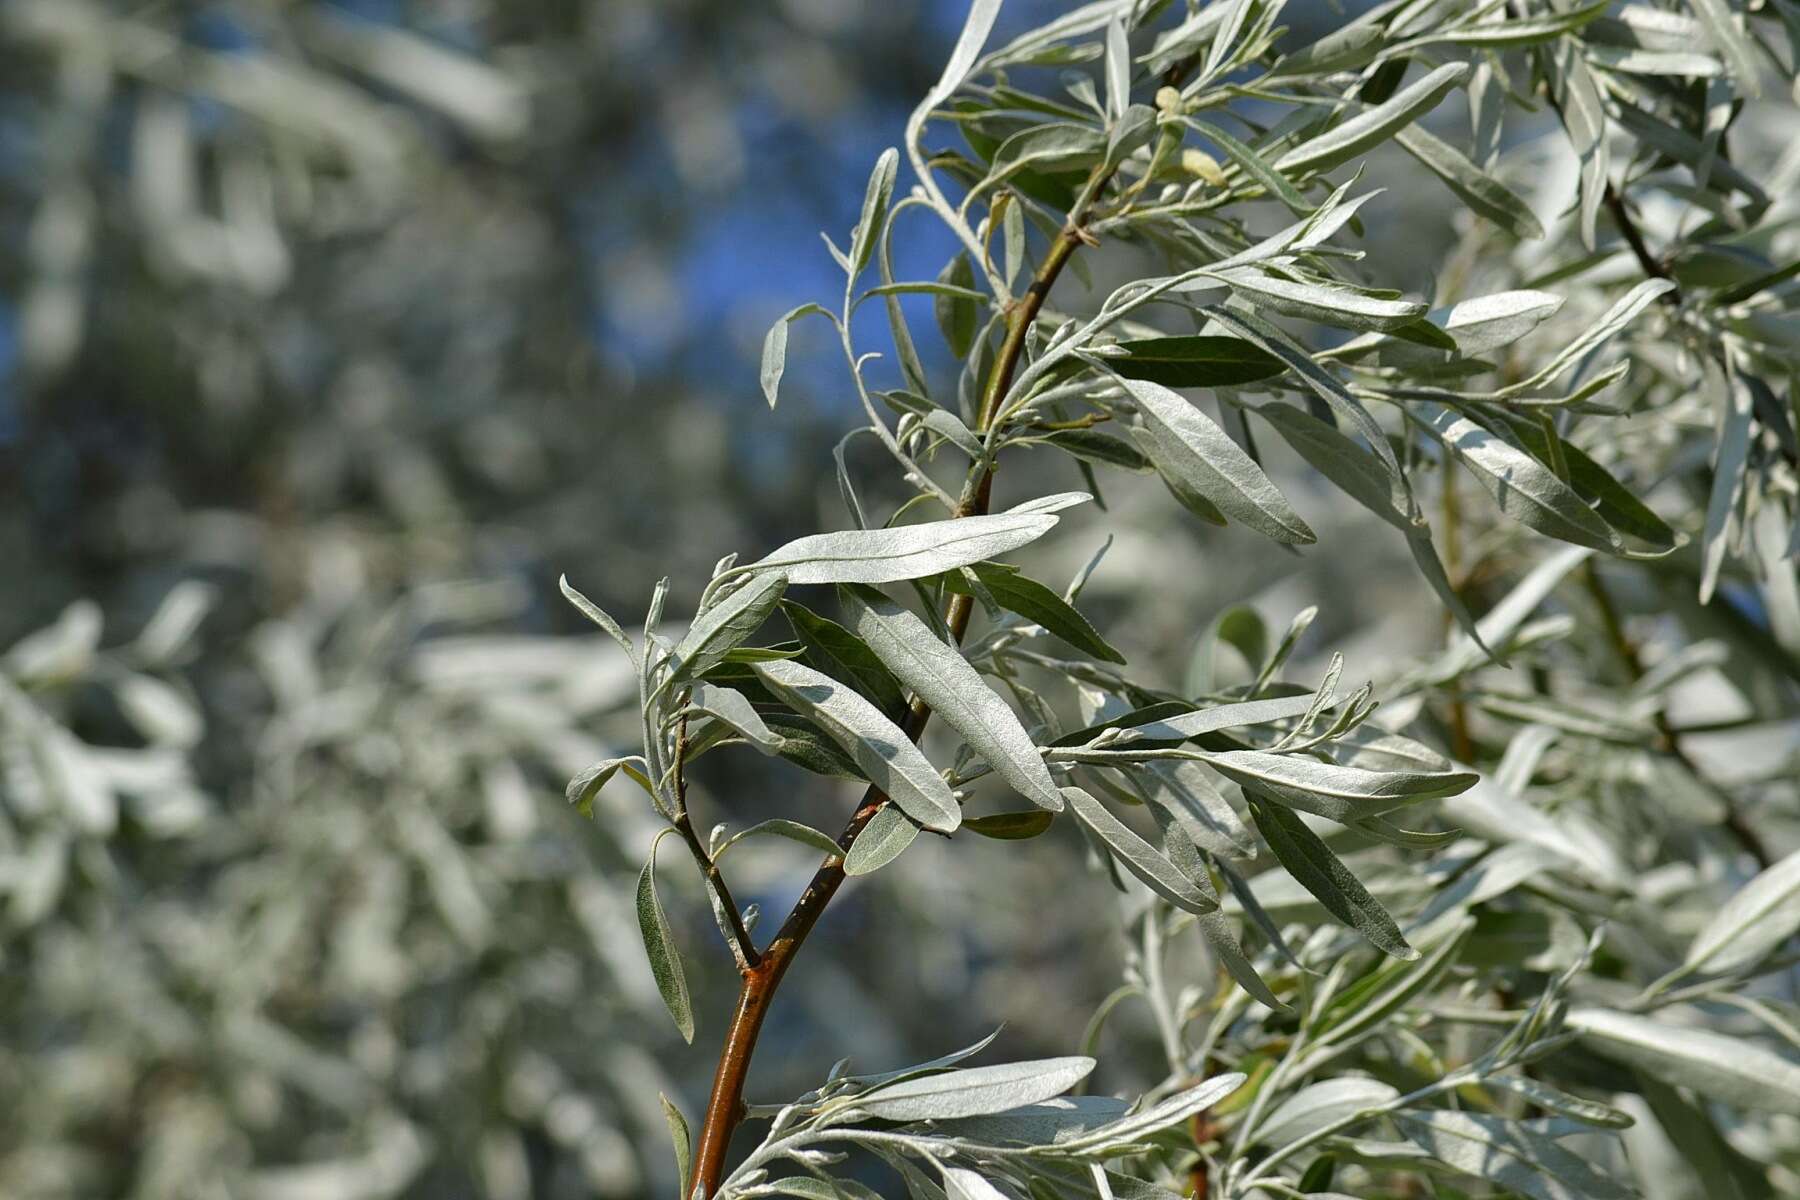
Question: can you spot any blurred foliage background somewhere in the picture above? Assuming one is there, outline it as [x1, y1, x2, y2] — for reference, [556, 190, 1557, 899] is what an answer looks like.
[3, 1, 1763, 1197]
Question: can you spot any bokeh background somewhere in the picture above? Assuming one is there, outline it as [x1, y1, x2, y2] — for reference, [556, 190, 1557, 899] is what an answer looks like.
[0, 2, 1507, 1196]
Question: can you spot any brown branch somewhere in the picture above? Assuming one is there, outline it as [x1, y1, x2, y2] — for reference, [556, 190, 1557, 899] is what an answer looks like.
[687, 166, 1114, 1199]
[1600, 184, 1680, 304]
[670, 712, 760, 972]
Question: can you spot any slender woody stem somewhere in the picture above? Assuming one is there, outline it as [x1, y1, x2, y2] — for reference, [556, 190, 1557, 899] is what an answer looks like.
[1581, 562, 1772, 868]
[686, 172, 1110, 1200]
[671, 712, 760, 972]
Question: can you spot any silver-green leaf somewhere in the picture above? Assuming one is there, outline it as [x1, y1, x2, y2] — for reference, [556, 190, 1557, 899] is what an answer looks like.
[753, 659, 960, 831]
[843, 585, 1063, 811]
[747, 513, 1058, 585]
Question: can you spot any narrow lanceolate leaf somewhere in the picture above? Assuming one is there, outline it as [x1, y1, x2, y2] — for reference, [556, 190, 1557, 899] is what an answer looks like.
[1120, 377, 1315, 545]
[669, 573, 787, 686]
[659, 1093, 693, 1200]
[964, 810, 1055, 839]
[1188, 118, 1314, 215]
[747, 513, 1057, 585]
[1275, 61, 1471, 176]
[1043, 428, 1151, 471]
[1485, 1075, 1635, 1129]
[1393, 1110, 1636, 1200]
[843, 585, 1063, 812]
[688, 683, 783, 754]
[1568, 1008, 1800, 1114]
[1197, 909, 1286, 1010]
[1685, 848, 1800, 976]
[752, 659, 960, 831]
[942, 1168, 1010, 1200]
[1119, 688, 1327, 742]
[938, 562, 1125, 663]
[850, 148, 899, 276]
[1413, 404, 1620, 552]
[782, 599, 910, 719]
[1255, 403, 1411, 529]
[1049, 1073, 1247, 1155]
[1097, 336, 1287, 388]
[1064, 786, 1218, 914]
[1202, 305, 1399, 473]
[713, 818, 842, 859]
[921, 0, 1002, 113]
[1103, 15, 1129, 119]
[1141, 759, 1255, 858]
[1389, 0, 1611, 50]
[980, 123, 1107, 193]
[1268, 24, 1384, 78]
[1509, 279, 1675, 394]
[1248, 796, 1416, 959]
[760, 303, 831, 409]
[1428, 290, 1564, 356]
[1255, 1078, 1400, 1148]
[845, 1057, 1096, 1121]
[1209, 749, 1475, 823]
[559, 575, 637, 662]
[566, 756, 645, 816]
[845, 802, 922, 876]
[1212, 268, 1427, 333]
[1689, 0, 1762, 97]
[1252, 404, 1481, 643]
[637, 835, 695, 1042]
[1395, 125, 1543, 240]
[936, 251, 980, 359]
[1700, 369, 1753, 604]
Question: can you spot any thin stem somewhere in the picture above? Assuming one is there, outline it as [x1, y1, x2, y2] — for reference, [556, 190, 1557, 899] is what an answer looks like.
[670, 712, 759, 972]
[1441, 465, 1475, 762]
[1582, 561, 1772, 867]
[686, 161, 1115, 1200]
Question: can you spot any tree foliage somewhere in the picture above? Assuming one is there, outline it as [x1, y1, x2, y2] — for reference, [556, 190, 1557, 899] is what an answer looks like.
[574, 1, 1800, 1197]
[5, 1, 1800, 1198]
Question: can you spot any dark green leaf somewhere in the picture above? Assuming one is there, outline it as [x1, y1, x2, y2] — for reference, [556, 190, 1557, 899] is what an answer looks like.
[938, 562, 1125, 664]
[1099, 335, 1288, 387]
[964, 810, 1056, 839]
[637, 834, 696, 1041]
[1248, 795, 1416, 959]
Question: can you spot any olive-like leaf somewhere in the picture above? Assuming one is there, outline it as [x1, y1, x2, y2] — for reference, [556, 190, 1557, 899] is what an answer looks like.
[938, 562, 1124, 664]
[1413, 404, 1620, 552]
[1098, 335, 1287, 388]
[752, 658, 960, 831]
[747, 513, 1058, 585]
[1275, 61, 1470, 175]
[669, 573, 786, 687]
[845, 802, 923, 875]
[1568, 1008, 1800, 1114]
[1684, 848, 1800, 977]
[842, 585, 1063, 811]
[1393, 1110, 1637, 1200]
[850, 148, 899, 276]
[1064, 786, 1218, 914]
[964, 810, 1055, 839]
[637, 834, 696, 1042]
[1248, 795, 1416, 959]
[844, 1056, 1096, 1121]
[659, 1093, 693, 1200]
[1121, 377, 1315, 544]
[760, 303, 832, 409]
